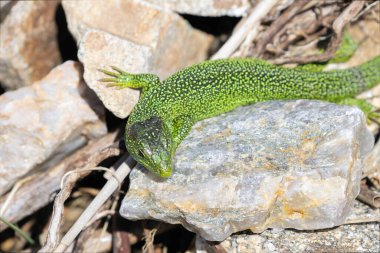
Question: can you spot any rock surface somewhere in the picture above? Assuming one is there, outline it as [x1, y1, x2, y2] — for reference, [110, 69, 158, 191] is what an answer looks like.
[77, 30, 148, 119]
[143, 0, 252, 17]
[196, 200, 380, 252]
[0, 1, 60, 89]
[120, 100, 373, 241]
[62, 0, 212, 118]
[0, 61, 106, 195]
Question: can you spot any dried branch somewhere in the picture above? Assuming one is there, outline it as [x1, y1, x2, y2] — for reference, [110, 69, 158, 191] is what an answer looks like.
[39, 138, 122, 252]
[271, 1, 365, 65]
[344, 217, 380, 225]
[52, 155, 135, 253]
[73, 199, 112, 253]
[0, 132, 118, 232]
[211, 0, 280, 60]
[254, 0, 309, 56]
[142, 223, 157, 253]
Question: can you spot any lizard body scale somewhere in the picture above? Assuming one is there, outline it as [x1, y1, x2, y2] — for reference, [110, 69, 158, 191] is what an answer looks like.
[100, 56, 380, 177]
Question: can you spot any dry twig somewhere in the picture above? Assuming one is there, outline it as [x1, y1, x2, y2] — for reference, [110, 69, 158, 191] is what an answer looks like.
[254, 0, 309, 56]
[51, 155, 135, 253]
[344, 217, 380, 225]
[211, 0, 280, 59]
[271, 1, 365, 65]
[142, 223, 158, 253]
[39, 142, 123, 252]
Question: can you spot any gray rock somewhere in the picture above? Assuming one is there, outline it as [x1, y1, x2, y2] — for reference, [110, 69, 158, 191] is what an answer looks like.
[0, 61, 106, 195]
[196, 200, 380, 252]
[63, 0, 212, 118]
[120, 100, 373, 241]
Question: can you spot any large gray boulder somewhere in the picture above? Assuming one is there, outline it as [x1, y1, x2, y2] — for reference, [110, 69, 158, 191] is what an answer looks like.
[120, 100, 373, 241]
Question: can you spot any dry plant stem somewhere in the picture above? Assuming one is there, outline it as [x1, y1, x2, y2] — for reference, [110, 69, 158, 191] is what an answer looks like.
[357, 181, 380, 208]
[271, 1, 365, 65]
[0, 133, 118, 232]
[53, 155, 135, 253]
[254, 0, 309, 56]
[142, 223, 157, 253]
[351, 1, 379, 22]
[211, 0, 280, 60]
[39, 141, 122, 252]
[85, 210, 116, 229]
[0, 176, 33, 216]
[73, 208, 106, 253]
[345, 217, 380, 225]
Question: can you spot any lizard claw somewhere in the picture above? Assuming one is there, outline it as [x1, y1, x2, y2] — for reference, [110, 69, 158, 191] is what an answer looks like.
[98, 78, 118, 83]
[111, 66, 127, 74]
[98, 68, 120, 77]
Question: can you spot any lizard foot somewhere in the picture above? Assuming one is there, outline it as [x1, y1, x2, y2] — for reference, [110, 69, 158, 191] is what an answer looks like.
[99, 66, 161, 92]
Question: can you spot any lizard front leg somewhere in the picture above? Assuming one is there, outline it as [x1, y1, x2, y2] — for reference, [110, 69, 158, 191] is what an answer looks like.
[99, 66, 161, 95]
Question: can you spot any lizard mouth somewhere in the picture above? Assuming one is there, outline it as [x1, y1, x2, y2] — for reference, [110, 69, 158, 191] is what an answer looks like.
[155, 165, 172, 178]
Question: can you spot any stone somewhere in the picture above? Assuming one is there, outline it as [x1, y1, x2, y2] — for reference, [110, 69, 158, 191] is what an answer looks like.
[77, 30, 148, 119]
[62, 0, 212, 118]
[0, 133, 116, 232]
[0, 61, 106, 195]
[196, 200, 380, 252]
[143, 0, 252, 17]
[0, 1, 60, 89]
[120, 100, 373, 241]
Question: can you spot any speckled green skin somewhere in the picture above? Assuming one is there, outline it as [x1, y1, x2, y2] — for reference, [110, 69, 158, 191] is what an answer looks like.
[101, 56, 380, 177]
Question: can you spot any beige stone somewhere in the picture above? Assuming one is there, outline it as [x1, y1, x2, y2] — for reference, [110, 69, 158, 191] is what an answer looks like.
[0, 1, 60, 89]
[63, 0, 212, 118]
[0, 61, 106, 195]
[78, 30, 150, 118]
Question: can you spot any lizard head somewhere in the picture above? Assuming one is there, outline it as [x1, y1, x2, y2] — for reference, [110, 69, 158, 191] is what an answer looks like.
[125, 116, 174, 178]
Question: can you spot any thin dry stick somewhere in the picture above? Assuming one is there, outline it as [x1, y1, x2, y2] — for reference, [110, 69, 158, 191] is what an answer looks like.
[142, 226, 158, 253]
[211, 0, 280, 60]
[54, 155, 135, 253]
[351, 1, 379, 22]
[254, 0, 309, 56]
[271, 1, 365, 65]
[344, 217, 380, 225]
[0, 175, 34, 216]
[39, 144, 122, 252]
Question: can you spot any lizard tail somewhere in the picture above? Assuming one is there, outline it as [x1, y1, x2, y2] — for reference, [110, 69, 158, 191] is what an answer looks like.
[357, 55, 380, 90]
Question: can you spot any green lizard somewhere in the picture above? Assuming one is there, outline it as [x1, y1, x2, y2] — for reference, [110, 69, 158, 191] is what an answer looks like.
[100, 56, 380, 178]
